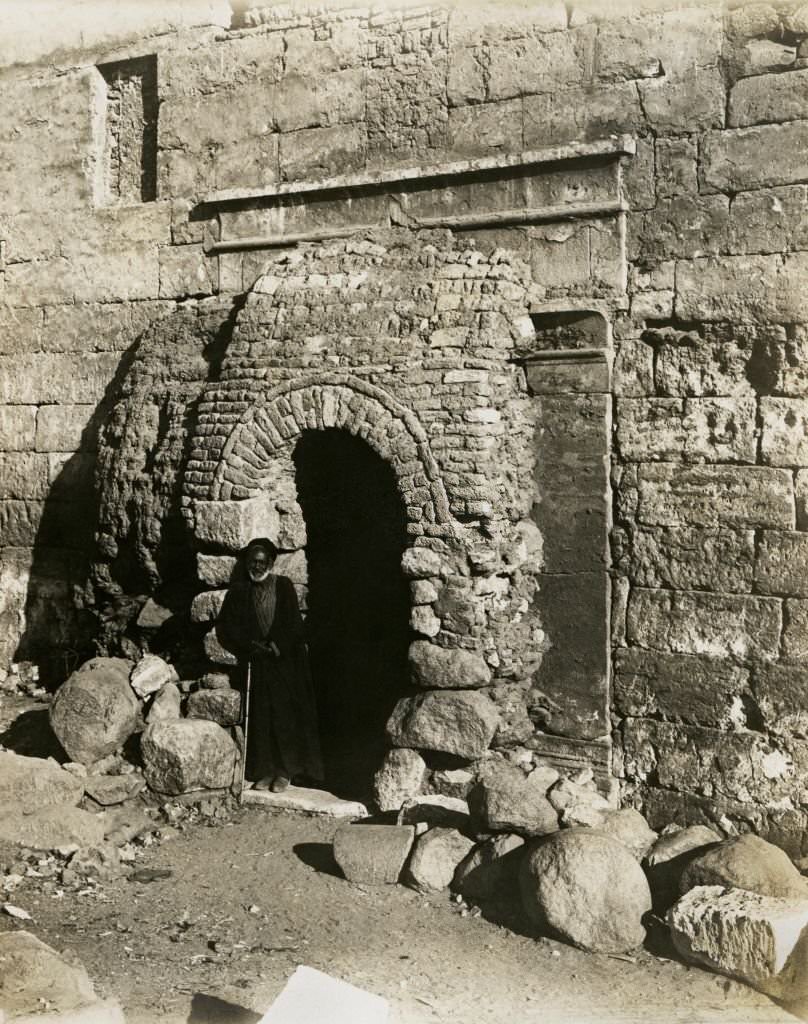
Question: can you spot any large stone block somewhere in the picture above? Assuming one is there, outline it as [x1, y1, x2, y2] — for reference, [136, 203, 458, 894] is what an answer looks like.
[333, 823, 415, 885]
[279, 124, 365, 182]
[194, 496, 280, 552]
[158, 244, 215, 299]
[0, 405, 36, 451]
[0, 453, 49, 499]
[652, 328, 754, 398]
[453, 833, 525, 903]
[141, 718, 238, 794]
[755, 664, 808, 738]
[620, 718, 799, 806]
[409, 640, 491, 690]
[186, 687, 241, 728]
[761, 397, 808, 466]
[446, 100, 522, 158]
[523, 80, 644, 148]
[676, 252, 808, 323]
[632, 195, 728, 262]
[486, 28, 591, 101]
[728, 185, 808, 256]
[626, 588, 781, 662]
[190, 588, 227, 623]
[756, 530, 808, 596]
[34, 404, 96, 452]
[197, 553, 237, 586]
[634, 463, 795, 530]
[668, 885, 808, 1004]
[469, 761, 559, 837]
[595, 6, 720, 81]
[616, 396, 756, 463]
[0, 353, 119, 405]
[701, 122, 808, 192]
[0, 804, 106, 851]
[613, 648, 750, 729]
[0, 930, 100, 1018]
[0, 750, 83, 814]
[637, 67, 725, 134]
[373, 748, 427, 812]
[730, 68, 808, 128]
[386, 691, 500, 760]
[784, 600, 808, 662]
[620, 525, 755, 593]
[654, 137, 697, 199]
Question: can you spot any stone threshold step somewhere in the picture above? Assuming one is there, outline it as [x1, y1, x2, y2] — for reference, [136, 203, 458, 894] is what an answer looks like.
[241, 784, 368, 819]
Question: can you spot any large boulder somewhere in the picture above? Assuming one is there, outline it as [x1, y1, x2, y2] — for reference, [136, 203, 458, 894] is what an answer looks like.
[453, 834, 525, 903]
[186, 688, 241, 727]
[668, 885, 808, 1004]
[406, 827, 475, 893]
[520, 829, 652, 953]
[409, 641, 491, 689]
[386, 691, 500, 760]
[333, 824, 415, 885]
[373, 748, 427, 812]
[680, 834, 808, 900]
[141, 719, 238, 794]
[49, 657, 139, 765]
[0, 804, 105, 850]
[469, 762, 559, 837]
[0, 750, 83, 813]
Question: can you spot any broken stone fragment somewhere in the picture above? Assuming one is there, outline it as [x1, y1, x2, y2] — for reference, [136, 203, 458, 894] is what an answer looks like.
[83, 773, 145, 807]
[0, 930, 102, 1018]
[135, 598, 173, 630]
[49, 657, 139, 765]
[200, 671, 232, 690]
[385, 691, 500, 760]
[429, 767, 475, 800]
[520, 828, 652, 954]
[186, 687, 241, 727]
[471, 760, 560, 838]
[453, 833, 525, 904]
[146, 681, 182, 724]
[130, 653, 179, 698]
[0, 805, 106, 852]
[645, 825, 723, 868]
[0, 750, 83, 814]
[333, 823, 415, 885]
[397, 795, 471, 833]
[568, 807, 658, 862]
[409, 640, 491, 689]
[140, 719, 238, 795]
[679, 834, 808, 901]
[405, 827, 476, 893]
[373, 748, 426, 812]
[668, 885, 808, 1004]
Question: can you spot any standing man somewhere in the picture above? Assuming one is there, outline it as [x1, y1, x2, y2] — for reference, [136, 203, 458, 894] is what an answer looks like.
[215, 537, 324, 793]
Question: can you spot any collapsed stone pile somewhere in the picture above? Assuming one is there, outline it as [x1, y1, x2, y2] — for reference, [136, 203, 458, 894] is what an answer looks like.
[47, 653, 241, 797]
[337, 752, 808, 1006]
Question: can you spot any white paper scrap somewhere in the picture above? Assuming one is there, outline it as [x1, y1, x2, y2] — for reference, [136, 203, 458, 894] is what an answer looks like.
[259, 965, 389, 1024]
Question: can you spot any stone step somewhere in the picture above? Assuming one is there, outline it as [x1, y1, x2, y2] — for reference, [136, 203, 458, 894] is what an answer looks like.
[241, 785, 368, 819]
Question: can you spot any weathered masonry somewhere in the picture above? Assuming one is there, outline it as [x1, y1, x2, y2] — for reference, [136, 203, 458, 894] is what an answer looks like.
[3, 0, 808, 850]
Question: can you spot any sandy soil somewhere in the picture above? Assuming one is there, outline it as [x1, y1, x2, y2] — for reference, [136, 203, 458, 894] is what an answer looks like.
[0, 803, 801, 1024]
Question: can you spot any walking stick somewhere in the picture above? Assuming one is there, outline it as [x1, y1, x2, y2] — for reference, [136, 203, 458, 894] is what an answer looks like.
[239, 659, 252, 806]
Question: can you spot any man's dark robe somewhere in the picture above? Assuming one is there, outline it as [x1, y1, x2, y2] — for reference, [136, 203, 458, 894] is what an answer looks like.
[216, 574, 324, 783]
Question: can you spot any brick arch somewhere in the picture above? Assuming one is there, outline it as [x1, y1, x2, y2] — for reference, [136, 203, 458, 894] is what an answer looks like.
[209, 372, 451, 525]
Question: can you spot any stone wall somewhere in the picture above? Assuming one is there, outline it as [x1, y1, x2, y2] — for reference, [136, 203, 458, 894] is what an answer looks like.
[3, 0, 808, 846]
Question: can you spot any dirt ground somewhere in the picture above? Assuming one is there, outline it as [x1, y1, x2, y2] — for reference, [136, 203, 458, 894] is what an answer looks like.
[0, 803, 802, 1024]
[0, 694, 802, 1024]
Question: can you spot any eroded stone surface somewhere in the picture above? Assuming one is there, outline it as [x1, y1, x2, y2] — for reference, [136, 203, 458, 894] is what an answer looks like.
[386, 691, 500, 760]
[406, 827, 476, 893]
[141, 719, 238, 795]
[373, 748, 427, 812]
[333, 823, 415, 885]
[49, 658, 139, 766]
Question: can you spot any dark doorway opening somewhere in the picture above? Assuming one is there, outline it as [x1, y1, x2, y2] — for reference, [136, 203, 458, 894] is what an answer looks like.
[293, 429, 411, 801]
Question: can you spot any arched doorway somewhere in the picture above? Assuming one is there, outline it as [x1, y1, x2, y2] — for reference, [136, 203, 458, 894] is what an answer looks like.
[293, 429, 411, 800]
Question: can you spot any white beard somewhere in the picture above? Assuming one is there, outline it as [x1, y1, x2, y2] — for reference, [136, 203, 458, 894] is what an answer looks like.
[248, 567, 272, 583]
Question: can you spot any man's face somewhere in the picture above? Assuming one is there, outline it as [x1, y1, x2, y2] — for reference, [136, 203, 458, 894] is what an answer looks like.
[247, 548, 273, 583]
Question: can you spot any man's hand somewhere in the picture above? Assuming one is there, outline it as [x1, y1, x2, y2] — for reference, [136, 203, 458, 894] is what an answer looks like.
[250, 639, 280, 657]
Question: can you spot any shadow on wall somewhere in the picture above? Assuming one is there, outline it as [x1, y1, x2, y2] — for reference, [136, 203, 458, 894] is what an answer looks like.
[13, 296, 244, 687]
